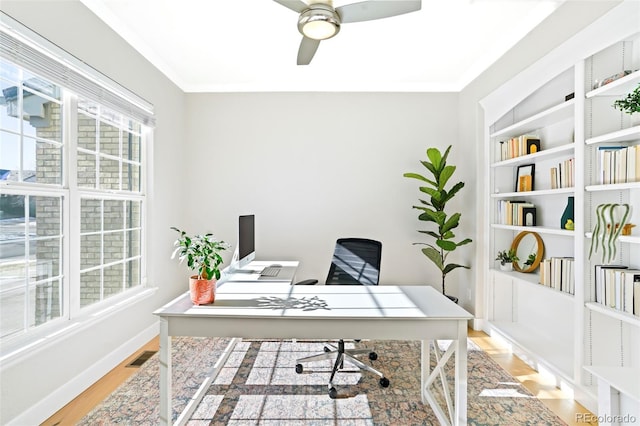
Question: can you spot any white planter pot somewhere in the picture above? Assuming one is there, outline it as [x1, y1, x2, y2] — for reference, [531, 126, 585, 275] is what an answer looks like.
[500, 263, 513, 272]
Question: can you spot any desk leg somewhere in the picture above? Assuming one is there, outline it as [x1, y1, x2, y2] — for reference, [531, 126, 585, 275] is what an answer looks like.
[421, 340, 430, 404]
[454, 321, 468, 426]
[159, 317, 172, 426]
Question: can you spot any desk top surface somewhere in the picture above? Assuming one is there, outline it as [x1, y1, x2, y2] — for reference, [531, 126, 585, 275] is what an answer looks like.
[155, 281, 472, 321]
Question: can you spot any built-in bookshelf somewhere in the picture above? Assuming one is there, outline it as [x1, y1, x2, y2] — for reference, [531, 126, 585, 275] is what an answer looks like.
[582, 33, 640, 420]
[481, 9, 640, 415]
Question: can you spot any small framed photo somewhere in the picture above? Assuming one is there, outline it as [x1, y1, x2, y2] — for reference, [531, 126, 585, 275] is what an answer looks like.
[522, 207, 537, 226]
[516, 164, 535, 192]
[526, 138, 540, 155]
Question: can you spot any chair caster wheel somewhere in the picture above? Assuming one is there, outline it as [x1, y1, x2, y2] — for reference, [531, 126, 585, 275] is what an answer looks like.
[295, 364, 303, 374]
[380, 377, 390, 387]
[368, 352, 378, 361]
[329, 387, 338, 399]
[323, 346, 330, 353]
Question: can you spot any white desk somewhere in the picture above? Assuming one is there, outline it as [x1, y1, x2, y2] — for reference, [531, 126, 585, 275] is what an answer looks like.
[154, 278, 472, 425]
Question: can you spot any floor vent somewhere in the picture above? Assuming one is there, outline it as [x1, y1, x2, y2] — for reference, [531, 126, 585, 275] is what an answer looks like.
[126, 350, 157, 368]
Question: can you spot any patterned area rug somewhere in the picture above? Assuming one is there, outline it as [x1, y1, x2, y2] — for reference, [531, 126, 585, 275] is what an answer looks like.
[82, 338, 567, 425]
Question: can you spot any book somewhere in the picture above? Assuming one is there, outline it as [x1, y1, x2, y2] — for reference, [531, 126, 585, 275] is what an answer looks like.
[621, 270, 640, 314]
[614, 269, 625, 310]
[626, 145, 636, 183]
[598, 146, 625, 184]
[635, 278, 640, 317]
[636, 144, 640, 181]
[594, 265, 627, 304]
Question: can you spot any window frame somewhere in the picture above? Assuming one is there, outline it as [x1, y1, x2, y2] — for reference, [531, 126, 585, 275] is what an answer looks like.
[0, 59, 151, 352]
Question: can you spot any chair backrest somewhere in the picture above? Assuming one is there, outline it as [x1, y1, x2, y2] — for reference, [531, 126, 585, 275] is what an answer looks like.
[325, 238, 382, 286]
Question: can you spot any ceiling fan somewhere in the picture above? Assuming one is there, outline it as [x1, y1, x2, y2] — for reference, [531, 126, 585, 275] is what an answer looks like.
[273, 0, 422, 65]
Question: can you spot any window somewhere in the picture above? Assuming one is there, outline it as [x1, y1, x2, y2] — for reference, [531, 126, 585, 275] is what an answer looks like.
[0, 38, 151, 343]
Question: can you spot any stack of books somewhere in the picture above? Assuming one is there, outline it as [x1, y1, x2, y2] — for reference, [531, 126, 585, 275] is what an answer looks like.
[550, 157, 575, 189]
[496, 200, 536, 226]
[598, 145, 640, 184]
[594, 265, 640, 316]
[539, 257, 574, 294]
[499, 135, 540, 161]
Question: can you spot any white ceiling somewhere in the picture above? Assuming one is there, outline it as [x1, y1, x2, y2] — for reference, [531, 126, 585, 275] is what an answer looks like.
[80, 0, 564, 92]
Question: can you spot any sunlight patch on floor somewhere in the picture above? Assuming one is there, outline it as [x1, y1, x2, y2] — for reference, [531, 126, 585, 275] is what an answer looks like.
[188, 394, 374, 424]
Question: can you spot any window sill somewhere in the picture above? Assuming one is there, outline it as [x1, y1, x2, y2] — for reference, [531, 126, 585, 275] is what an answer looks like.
[0, 287, 157, 370]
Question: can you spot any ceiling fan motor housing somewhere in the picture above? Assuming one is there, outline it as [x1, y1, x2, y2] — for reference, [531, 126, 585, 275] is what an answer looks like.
[297, 3, 341, 40]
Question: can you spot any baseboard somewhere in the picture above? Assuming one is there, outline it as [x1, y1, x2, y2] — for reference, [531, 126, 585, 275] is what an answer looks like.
[6, 322, 158, 426]
[471, 318, 485, 331]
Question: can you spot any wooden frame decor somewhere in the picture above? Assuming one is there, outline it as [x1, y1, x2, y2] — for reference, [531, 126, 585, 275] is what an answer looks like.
[511, 231, 544, 273]
[516, 164, 535, 192]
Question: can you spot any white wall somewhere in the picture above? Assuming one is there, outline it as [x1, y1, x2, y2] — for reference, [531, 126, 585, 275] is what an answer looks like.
[184, 92, 476, 299]
[0, 2, 188, 424]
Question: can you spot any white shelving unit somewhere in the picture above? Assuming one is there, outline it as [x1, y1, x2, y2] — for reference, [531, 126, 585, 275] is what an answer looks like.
[480, 11, 640, 416]
[582, 37, 640, 422]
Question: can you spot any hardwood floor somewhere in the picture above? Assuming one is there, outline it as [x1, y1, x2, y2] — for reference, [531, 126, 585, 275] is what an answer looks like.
[468, 329, 596, 426]
[43, 330, 594, 425]
[41, 337, 159, 426]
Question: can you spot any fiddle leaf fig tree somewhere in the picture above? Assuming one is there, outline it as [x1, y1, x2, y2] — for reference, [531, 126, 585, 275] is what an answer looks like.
[404, 145, 472, 296]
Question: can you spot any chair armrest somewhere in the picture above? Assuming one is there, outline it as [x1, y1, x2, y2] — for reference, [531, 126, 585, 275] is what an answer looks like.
[294, 279, 319, 285]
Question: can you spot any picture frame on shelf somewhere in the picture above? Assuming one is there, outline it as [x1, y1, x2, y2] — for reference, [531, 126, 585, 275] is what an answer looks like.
[522, 207, 537, 226]
[526, 138, 541, 155]
[516, 164, 535, 192]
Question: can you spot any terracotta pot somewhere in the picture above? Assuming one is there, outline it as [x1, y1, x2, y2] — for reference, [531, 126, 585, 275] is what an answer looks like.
[189, 276, 215, 305]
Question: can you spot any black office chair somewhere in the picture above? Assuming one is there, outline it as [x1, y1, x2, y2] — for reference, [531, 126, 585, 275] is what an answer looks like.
[294, 238, 390, 398]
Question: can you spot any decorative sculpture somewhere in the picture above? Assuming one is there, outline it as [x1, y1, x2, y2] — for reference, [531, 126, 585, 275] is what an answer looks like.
[588, 203, 631, 264]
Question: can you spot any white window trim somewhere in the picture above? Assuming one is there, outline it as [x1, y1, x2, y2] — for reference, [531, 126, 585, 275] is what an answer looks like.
[0, 16, 154, 352]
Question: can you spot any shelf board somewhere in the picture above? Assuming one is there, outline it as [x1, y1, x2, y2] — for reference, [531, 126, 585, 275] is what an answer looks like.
[583, 366, 640, 401]
[492, 268, 539, 285]
[585, 182, 640, 191]
[491, 143, 575, 168]
[492, 269, 575, 299]
[491, 187, 575, 198]
[585, 302, 640, 327]
[586, 126, 640, 145]
[584, 232, 640, 244]
[586, 70, 640, 98]
[490, 100, 575, 138]
[488, 321, 574, 381]
[491, 224, 575, 237]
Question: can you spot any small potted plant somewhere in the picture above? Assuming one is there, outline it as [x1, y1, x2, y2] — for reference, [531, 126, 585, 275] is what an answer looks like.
[495, 249, 518, 272]
[171, 227, 229, 305]
[613, 83, 640, 125]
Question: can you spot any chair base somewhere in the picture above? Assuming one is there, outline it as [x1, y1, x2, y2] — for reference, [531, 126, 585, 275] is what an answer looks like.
[295, 340, 390, 398]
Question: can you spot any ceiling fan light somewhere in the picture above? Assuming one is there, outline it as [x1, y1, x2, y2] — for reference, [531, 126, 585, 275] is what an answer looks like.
[302, 20, 337, 40]
[298, 5, 340, 40]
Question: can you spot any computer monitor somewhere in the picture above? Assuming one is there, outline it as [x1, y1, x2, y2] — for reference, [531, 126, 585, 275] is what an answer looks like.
[237, 214, 255, 269]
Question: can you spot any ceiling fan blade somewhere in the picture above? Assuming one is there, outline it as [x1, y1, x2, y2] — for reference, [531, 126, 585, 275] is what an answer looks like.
[273, 0, 309, 13]
[297, 37, 321, 65]
[337, 0, 421, 24]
